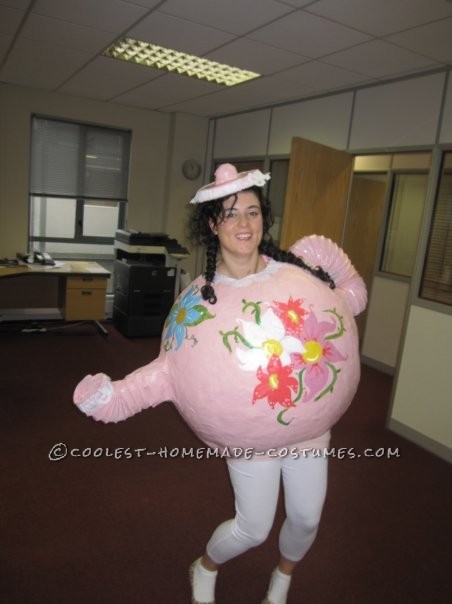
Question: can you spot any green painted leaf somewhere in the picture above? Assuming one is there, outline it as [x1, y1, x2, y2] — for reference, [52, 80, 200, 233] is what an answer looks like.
[277, 409, 293, 426]
[323, 308, 346, 340]
[242, 299, 262, 324]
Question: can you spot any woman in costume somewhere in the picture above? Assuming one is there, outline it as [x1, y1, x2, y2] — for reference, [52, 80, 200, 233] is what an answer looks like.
[74, 164, 367, 604]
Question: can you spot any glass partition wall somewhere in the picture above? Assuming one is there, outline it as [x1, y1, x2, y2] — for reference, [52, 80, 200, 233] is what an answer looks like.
[419, 151, 452, 306]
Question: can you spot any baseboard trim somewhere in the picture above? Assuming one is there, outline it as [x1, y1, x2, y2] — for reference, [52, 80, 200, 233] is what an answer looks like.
[361, 355, 394, 376]
[388, 418, 452, 463]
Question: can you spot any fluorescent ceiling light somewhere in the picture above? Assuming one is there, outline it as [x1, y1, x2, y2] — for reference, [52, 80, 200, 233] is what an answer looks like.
[103, 37, 260, 87]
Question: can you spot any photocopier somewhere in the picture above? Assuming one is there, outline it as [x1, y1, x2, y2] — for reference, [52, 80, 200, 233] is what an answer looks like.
[113, 229, 189, 337]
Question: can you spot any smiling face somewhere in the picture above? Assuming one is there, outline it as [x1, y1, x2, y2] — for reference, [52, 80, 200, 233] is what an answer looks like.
[211, 190, 264, 261]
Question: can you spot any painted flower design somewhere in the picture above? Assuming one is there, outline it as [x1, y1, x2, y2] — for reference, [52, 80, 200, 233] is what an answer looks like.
[271, 296, 307, 337]
[220, 298, 346, 425]
[291, 311, 346, 401]
[163, 286, 214, 350]
[235, 308, 305, 371]
[252, 354, 298, 409]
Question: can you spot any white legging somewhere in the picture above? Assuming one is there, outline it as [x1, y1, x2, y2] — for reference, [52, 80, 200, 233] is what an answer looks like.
[206, 454, 328, 564]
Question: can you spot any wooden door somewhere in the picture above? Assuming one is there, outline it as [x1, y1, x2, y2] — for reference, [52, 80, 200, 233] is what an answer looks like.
[342, 174, 387, 336]
[280, 137, 354, 248]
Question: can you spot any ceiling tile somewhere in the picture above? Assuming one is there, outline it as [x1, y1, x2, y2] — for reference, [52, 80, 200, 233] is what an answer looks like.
[114, 72, 223, 109]
[205, 38, 309, 75]
[0, 0, 449, 117]
[0, 32, 13, 62]
[159, 0, 293, 35]
[21, 13, 117, 53]
[32, 0, 148, 33]
[323, 39, 439, 79]
[387, 17, 452, 64]
[248, 10, 370, 58]
[0, 37, 91, 89]
[0, 5, 25, 35]
[164, 75, 316, 117]
[159, 92, 229, 117]
[0, 0, 31, 8]
[127, 10, 235, 55]
[121, 0, 161, 8]
[307, 0, 452, 36]
[279, 0, 313, 7]
[276, 60, 374, 92]
[58, 55, 159, 99]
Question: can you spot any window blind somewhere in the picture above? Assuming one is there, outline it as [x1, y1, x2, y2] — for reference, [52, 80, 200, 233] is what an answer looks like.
[30, 116, 131, 201]
[420, 151, 452, 305]
[421, 173, 452, 284]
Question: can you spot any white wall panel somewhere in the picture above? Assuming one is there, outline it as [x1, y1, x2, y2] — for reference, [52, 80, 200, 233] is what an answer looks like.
[165, 112, 209, 282]
[213, 109, 271, 159]
[390, 305, 452, 450]
[268, 92, 353, 155]
[439, 73, 452, 144]
[349, 73, 445, 150]
[361, 276, 410, 370]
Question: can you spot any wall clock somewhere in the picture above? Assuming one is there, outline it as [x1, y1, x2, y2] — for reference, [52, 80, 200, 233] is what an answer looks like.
[182, 159, 202, 180]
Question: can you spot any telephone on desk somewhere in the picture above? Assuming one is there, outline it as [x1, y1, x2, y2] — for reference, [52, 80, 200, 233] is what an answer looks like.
[18, 252, 55, 266]
[33, 252, 55, 265]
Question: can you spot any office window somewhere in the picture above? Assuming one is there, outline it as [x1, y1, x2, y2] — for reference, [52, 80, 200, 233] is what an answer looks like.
[420, 151, 452, 306]
[380, 173, 428, 277]
[29, 116, 131, 259]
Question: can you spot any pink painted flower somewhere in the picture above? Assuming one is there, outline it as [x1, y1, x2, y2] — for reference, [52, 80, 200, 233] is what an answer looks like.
[272, 296, 307, 337]
[291, 311, 346, 401]
[252, 355, 298, 409]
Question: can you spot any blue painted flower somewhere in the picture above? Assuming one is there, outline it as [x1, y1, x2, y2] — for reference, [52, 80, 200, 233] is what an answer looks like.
[163, 286, 214, 350]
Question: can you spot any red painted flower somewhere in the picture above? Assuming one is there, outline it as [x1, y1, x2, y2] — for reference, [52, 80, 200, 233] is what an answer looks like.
[272, 297, 307, 337]
[253, 354, 298, 409]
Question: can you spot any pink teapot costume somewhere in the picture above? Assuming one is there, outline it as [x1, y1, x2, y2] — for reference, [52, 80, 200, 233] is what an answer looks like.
[74, 164, 367, 453]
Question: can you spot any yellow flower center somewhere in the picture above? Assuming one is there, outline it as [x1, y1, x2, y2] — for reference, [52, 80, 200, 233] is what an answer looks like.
[302, 340, 323, 364]
[268, 373, 279, 390]
[176, 307, 187, 324]
[263, 339, 283, 358]
[287, 309, 300, 324]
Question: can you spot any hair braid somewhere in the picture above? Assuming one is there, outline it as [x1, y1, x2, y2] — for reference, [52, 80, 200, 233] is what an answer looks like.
[200, 238, 219, 304]
[259, 239, 336, 289]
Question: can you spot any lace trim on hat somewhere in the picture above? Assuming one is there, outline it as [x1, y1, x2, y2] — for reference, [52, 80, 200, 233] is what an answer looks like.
[190, 170, 270, 204]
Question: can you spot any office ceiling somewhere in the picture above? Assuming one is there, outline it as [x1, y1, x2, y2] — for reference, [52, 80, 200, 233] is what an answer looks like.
[1, 0, 451, 118]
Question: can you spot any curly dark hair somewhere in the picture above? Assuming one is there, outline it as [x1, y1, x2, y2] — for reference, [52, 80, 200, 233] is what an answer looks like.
[186, 185, 335, 304]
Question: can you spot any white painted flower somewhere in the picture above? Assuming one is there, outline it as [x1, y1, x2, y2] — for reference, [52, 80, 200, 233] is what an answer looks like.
[236, 308, 305, 371]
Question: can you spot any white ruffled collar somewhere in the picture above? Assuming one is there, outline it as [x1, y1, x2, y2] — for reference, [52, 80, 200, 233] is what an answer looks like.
[214, 257, 282, 288]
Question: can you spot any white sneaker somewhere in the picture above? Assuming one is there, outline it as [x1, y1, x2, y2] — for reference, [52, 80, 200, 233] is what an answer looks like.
[189, 559, 217, 604]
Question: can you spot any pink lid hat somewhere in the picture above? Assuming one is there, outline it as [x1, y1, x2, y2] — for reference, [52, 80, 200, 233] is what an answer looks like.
[190, 163, 270, 204]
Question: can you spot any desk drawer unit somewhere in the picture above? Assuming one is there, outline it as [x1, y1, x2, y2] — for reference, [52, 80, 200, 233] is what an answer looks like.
[64, 275, 107, 320]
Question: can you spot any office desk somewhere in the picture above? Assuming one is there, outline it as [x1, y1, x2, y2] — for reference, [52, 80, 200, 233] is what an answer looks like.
[0, 262, 110, 330]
